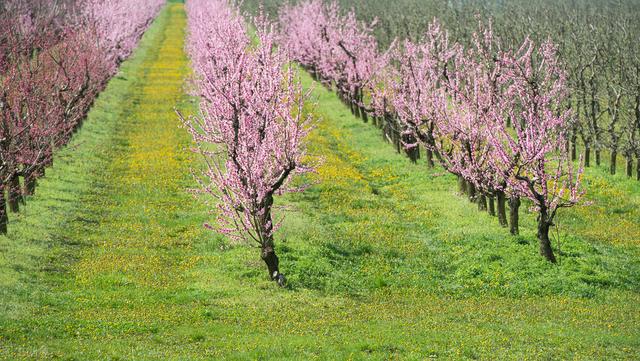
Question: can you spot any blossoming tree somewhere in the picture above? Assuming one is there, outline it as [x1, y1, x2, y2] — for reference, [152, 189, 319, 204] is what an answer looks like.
[184, 0, 315, 286]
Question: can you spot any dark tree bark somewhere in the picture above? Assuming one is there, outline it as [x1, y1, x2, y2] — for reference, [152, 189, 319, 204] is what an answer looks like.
[496, 190, 508, 228]
[626, 156, 633, 177]
[425, 148, 434, 168]
[8, 175, 22, 213]
[595, 149, 601, 166]
[584, 144, 591, 167]
[509, 196, 520, 236]
[0, 189, 7, 235]
[414, 144, 420, 161]
[360, 106, 368, 123]
[477, 194, 487, 211]
[260, 195, 286, 287]
[610, 151, 617, 175]
[488, 195, 495, 216]
[637, 158, 640, 181]
[571, 136, 577, 161]
[537, 210, 557, 263]
[261, 244, 285, 286]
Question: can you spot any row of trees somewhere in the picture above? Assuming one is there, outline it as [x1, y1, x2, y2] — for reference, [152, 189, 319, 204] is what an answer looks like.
[0, 0, 164, 234]
[326, 0, 640, 180]
[245, 0, 640, 179]
[182, 0, 315, 285]
[280, 1, 585, 262]
[279, 0, 384, 123]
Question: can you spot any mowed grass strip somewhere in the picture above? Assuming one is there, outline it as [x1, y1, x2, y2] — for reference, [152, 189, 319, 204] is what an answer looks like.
[0, 2, 639, 360]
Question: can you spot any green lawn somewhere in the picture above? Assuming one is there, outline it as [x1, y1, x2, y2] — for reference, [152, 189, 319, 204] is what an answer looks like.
[1, 2, 639, 360]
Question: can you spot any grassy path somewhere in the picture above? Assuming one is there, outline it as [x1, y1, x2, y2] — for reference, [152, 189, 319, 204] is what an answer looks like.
[1, 1, 639, 360]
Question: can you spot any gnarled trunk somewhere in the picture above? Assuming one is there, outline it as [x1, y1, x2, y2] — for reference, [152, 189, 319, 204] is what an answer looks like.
[509, 196, 520, 236]
[626, 156, 633, 177]
[595, 150, 601, 166]
[261, 244, 285, 287]
[537, 212, 556, 263]
[260, 196, 285, 287]
[496, 190, 508, 228]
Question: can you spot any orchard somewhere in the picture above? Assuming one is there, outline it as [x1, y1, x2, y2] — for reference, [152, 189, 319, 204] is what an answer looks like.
[0, 0, 638, 359]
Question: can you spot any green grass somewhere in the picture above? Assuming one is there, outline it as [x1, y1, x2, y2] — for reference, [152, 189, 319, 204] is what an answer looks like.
[1, 2, 639, 360]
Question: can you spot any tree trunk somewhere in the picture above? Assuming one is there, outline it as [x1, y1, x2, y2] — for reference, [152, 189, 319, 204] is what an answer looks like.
[0, 189, 7, 235]
[404, 134, 420, 163]
[382, 119, 390, 142]
[595, 150, 601, 166]
[260, 196, 286, 287]
[610, 151, 617, 175]
[467, 182, 476, 203]
[360, 107, 368, 123]
[413, 144, 420, 162]
[457, 175, 466, 195]
[496, 191, 508, 228]
[477, 194, 487, 211]
[509, 196, 520, 236]
[8, 176, 22, 213]
[261, 244, 285, 287]
[425, 148, 434, 168]
[488, 195, 495, 216]
[537, 217, 557, 263]
[24, 167, 38, 196]
[571, 136, 577, 161]
[637, 158, 640, 181]
[626, 156, 633, 177]
[584, 145, 591, 167]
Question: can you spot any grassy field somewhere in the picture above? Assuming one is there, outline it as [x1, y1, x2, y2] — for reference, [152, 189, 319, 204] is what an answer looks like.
[1, 2, 639, 360]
